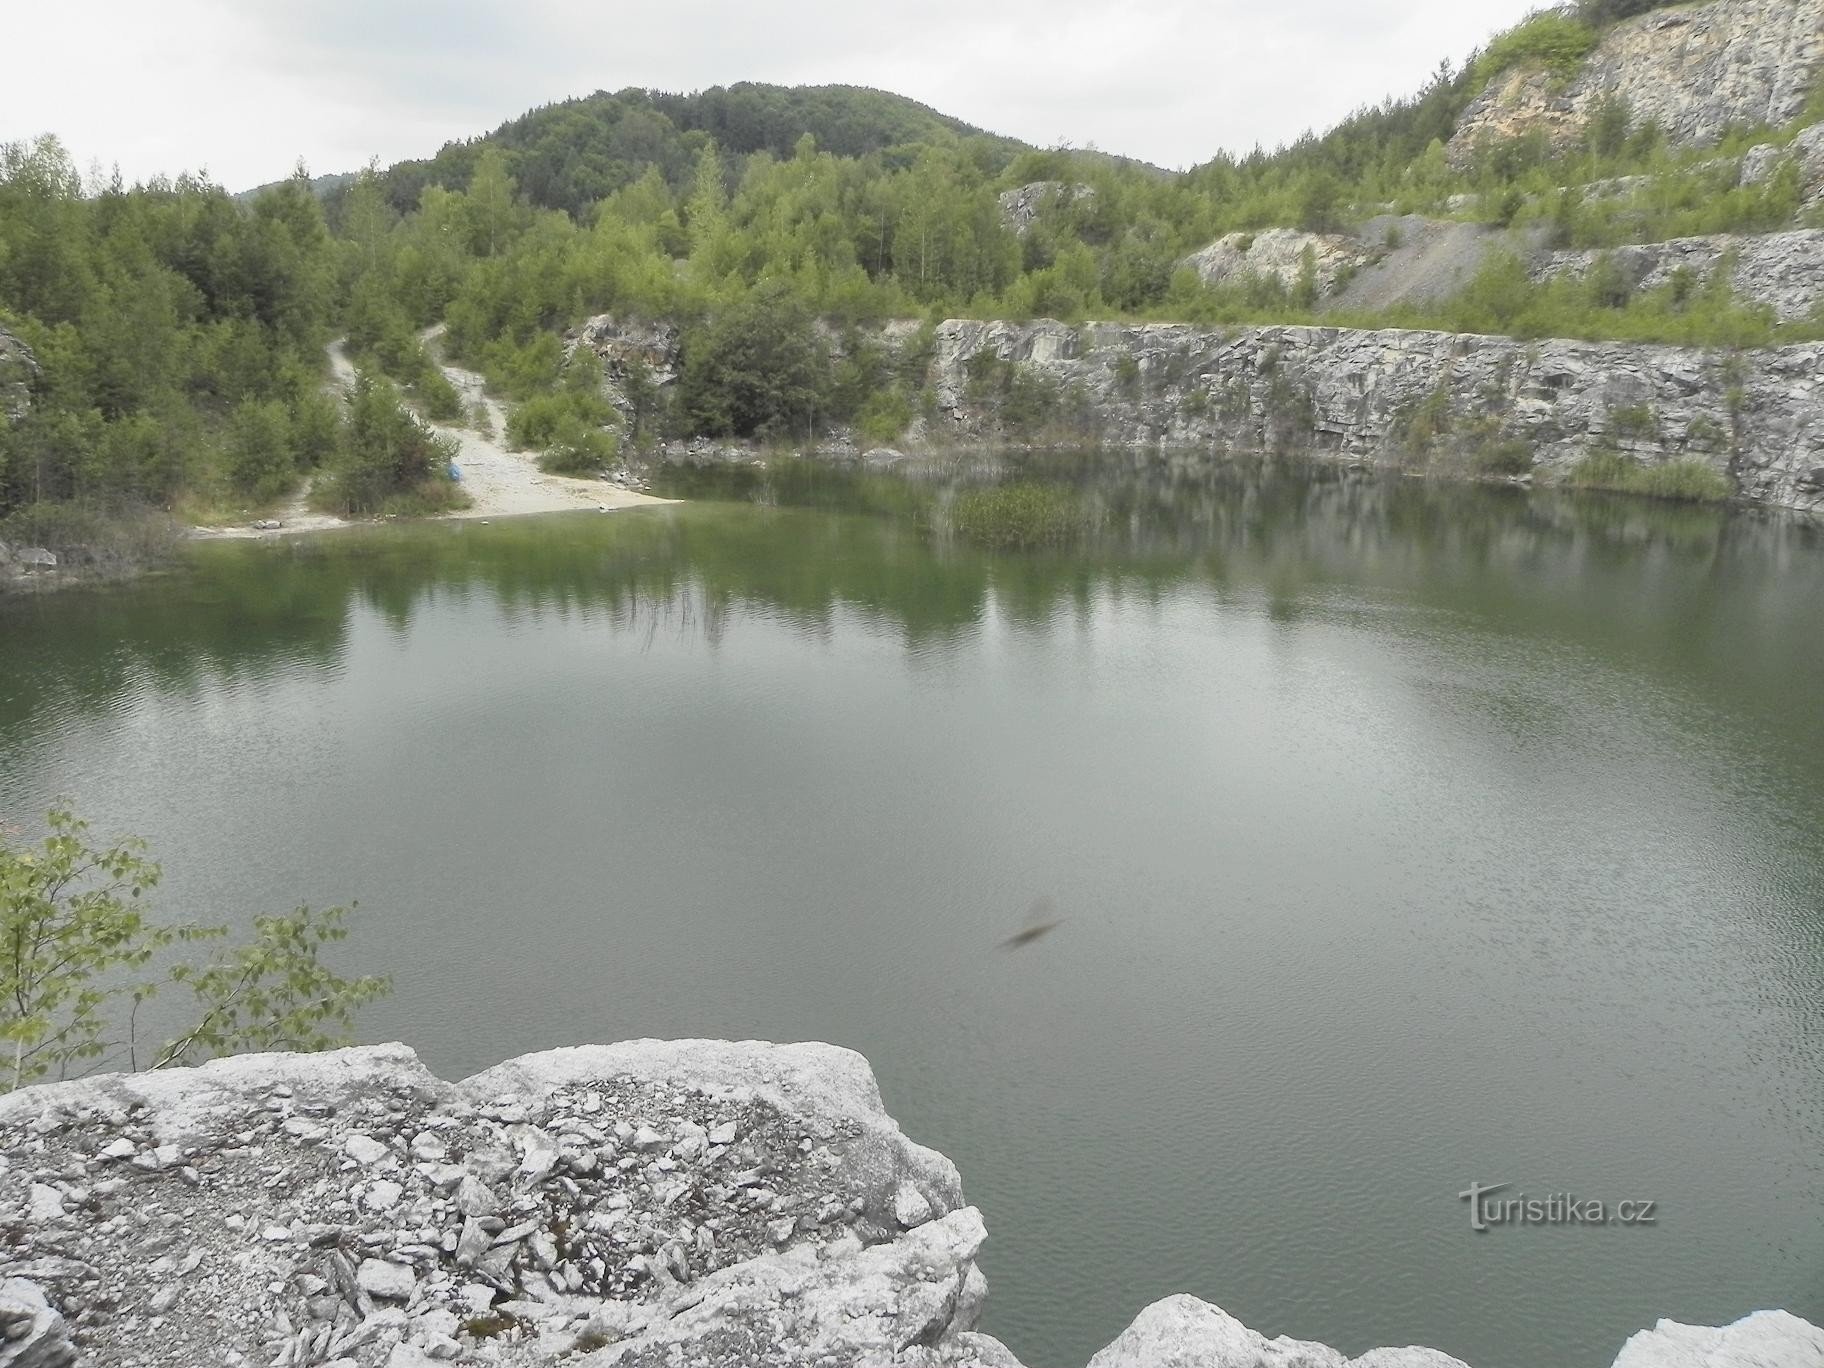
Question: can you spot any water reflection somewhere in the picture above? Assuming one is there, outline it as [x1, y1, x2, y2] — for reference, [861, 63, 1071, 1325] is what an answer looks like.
[4, 457, 1821, 751]
[2, 457, 1822, 1368]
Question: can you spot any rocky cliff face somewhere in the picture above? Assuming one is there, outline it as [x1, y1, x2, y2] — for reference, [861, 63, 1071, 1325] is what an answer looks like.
[928, 319, 1824, 512]
[996, 182, 1096, 237]
[0, 326, 38, 427]
[1450, 0, 1824, 165]
[2, 1043, 1817, 1368]
[1182, 228, 1368, 296]
[1536, 228, 1824, 323]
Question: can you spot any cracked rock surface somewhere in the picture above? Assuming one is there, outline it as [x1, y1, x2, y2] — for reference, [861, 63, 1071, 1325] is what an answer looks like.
[0, 1041, 996, 1368]
[3, 1043, 1819, 1368]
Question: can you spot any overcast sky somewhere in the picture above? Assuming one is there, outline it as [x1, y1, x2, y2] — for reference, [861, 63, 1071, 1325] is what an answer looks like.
[4, 1, 1544, 191]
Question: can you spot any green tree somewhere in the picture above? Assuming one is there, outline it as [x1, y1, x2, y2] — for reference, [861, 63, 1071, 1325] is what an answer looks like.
[676, 282, 829, 439]
[2, 806, 389, 1091]
[464, 148, 522, 258]
[317, 370, 463, 514]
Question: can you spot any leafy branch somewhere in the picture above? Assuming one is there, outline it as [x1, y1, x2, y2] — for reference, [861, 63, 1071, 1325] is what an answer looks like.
[1, 805, 390, 1093]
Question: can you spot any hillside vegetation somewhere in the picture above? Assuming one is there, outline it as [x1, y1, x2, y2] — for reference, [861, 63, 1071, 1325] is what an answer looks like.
[3, 1, 1820, 531]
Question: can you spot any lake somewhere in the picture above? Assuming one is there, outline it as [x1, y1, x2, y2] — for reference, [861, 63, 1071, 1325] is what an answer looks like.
[2, 456, 1821, 1368]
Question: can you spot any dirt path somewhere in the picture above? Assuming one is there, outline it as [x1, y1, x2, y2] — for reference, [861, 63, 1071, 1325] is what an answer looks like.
[190, 334, 668, 540]
[417, 325, 669, 521]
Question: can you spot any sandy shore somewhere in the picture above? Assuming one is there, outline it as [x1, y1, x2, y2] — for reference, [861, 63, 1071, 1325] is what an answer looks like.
[189, 333, 670, 541]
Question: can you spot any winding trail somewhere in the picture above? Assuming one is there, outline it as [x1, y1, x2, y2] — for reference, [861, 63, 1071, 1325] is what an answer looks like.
[408, 325, 669, 522]
[191, 332, 668, 539]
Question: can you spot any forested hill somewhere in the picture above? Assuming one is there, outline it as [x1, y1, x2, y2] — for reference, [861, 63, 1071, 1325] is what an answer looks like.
[5, 0, 1823, 550]
[372, 84, 1035, 218]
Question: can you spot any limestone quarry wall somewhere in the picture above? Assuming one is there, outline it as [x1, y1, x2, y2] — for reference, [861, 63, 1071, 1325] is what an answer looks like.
[1449, 0, 1824, 164]
[928, 319, 1824, 513]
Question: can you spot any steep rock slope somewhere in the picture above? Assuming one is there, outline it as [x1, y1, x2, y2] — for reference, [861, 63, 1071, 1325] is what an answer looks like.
[1450, 0, 1824, 164]
[0, 326, 38, 426]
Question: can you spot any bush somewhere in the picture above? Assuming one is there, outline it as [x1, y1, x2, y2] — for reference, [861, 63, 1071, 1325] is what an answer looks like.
[856, 388, 913, 446]
[314, 371, 466, 516]
[676, 282, 831, 440]
[1576, 0, 1677, 25]
[537, 425, 620, 476]
[1476, 440, 1535, 476]
[226, 399, 296, 500]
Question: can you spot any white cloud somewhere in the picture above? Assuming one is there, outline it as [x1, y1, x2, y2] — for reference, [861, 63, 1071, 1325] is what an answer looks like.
[0, 0, 1545, 190]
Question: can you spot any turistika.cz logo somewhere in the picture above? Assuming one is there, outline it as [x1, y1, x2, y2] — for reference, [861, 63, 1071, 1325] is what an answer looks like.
[1458, 1181, 1658, 1232]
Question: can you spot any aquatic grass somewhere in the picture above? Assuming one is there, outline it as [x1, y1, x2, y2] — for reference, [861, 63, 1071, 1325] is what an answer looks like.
[1566, 451, 1733, 502]
[949, 483, 1089, 552]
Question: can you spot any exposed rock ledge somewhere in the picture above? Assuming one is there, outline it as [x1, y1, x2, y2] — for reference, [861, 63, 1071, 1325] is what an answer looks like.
[929, 319, 1824, 513]
[1, 1043, 1819, 1368]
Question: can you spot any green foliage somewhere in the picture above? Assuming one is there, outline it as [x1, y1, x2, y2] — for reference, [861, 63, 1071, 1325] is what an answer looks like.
[1610, 402, 1658, 438]
[1, 806, 389, 1090]
[316, 371, 466, 515]
[1471, 13, 1600, 89]
[1566, 450, 1733, 501]
[372, 84, 1028, 221]
[1416, 249, 1787, 348]
[855, 388, 914, 446]
[5, 37, 1819, 518]
[0, 141, 338, 518]
[158, 904, 390, 1070]
[676, 282, 830, 439]
[950, 482, 1087, 551]
[507, 367, 622, 474]
[226, 398, 295, 500]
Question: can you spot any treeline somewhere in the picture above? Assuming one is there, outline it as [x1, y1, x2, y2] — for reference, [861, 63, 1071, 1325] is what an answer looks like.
[0, 137, 461, 530]
[4, 7, 1822, 527]
[369, 84, 1027, 221]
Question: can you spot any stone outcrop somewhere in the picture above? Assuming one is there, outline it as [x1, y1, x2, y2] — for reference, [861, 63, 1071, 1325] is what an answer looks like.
[1449, 0, 1824, 166]
[0, 1278, 77, 1367]
[0, 325, 38, 426]
[928, 318, 1824, 512]
[1742, 121, 1824, 210]
[565, 316, 681, 428]
[1536, 228, 1824, 322]
[997, 182, 1096, 237]
[1182, 228, 1368, 297]
[1085, 1296, 1470, 1368]
[1611, 1310, 1824, 1367]
[2, 1042, 1819, 1368]
[0, 1041, 995, 1368]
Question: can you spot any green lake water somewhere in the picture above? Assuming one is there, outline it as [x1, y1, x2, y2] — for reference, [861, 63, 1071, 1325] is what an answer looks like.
[2, 457, 1821, 1367]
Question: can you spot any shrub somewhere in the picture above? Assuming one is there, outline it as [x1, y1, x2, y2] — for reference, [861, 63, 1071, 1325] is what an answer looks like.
[315, 371, 466, 516]
[856, 388, 913, 446]
[1610, 403, 1658, 439]
[0, 503, 181, 572]
[537, 426, 620, 476]
[2, 805, 389, 1090]
[1476, 440, 1535, 476]
[676, 282, 831, 440]
[226, 399, 295, 501]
